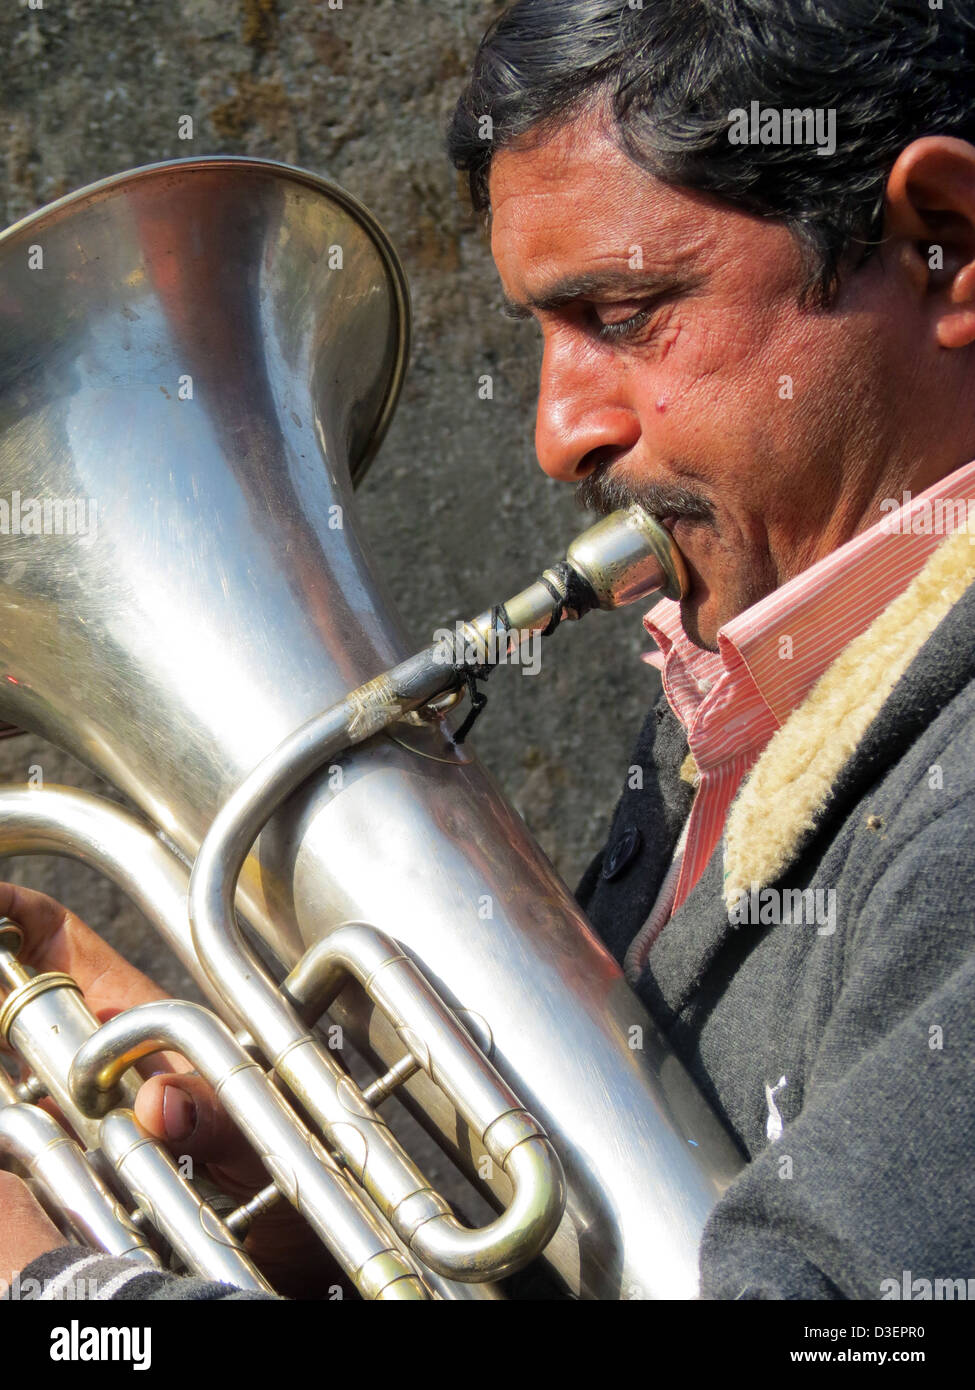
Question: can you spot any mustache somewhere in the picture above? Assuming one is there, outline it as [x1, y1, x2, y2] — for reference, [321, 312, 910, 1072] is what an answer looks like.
[575, 466, 715, 524]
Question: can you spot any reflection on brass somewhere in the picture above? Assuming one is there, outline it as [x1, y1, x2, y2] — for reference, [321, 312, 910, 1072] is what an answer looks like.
[0, 159, 741, 1300]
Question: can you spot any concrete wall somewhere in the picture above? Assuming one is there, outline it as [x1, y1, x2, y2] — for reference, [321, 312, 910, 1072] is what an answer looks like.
[0, 0, 660, 984]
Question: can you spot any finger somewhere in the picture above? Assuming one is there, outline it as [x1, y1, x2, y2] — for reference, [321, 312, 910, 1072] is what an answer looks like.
[92, 1006, 191, 1082]
[3, 1034, 189, 1151]
[134, 1076, 346, 1297]
[0, 1170, 66, 1289]
[0, 881, 170, 1020]
[134, 1073, 268, 1193]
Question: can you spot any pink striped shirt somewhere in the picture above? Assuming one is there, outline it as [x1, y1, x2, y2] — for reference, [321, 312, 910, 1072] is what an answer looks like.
[642, 460, 975, 918]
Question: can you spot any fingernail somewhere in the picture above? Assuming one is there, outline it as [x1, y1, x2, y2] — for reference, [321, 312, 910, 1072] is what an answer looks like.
[162, 1085, 197, 1141]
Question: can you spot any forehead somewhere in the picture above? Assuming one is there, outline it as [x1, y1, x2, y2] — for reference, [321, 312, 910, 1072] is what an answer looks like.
[488, 112, 714, 291]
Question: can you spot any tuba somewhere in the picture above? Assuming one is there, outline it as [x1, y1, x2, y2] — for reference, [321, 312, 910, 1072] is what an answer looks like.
[0, 157, 742, 1300]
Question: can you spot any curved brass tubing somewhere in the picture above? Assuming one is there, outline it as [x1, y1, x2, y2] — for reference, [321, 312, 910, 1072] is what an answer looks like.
[284, 922, 567, 1280]
[69, 999, 431, 1301]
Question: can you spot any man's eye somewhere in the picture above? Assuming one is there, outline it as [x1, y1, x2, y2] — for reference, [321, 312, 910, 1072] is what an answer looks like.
[592, 304, 656, 343]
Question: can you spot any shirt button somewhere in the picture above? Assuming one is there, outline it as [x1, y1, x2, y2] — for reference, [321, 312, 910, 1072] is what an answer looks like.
[602, 825, 643, 881]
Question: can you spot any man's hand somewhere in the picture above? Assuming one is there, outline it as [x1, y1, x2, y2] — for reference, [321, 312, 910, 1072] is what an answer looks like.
[0, 881, 348, 1298]
[0, 1170, 66, 1292]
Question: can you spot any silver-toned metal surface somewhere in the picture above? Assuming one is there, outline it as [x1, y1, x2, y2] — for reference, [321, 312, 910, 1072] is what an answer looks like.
[0, 807, 504, 1302]
[566, 503, 690, 607]
[0, 1071, 159, 1263]
[97, 1107, 274, 1294]
[0, 933, 116, 1149]
[0, 157, 743, 1300]
[0, 785, 238, 1010]
[225, 1184, 281, 1238]
[0, 923, 271, 1290]
[70, 999, 431, 1301]
[0, 798, 505, 1301]
[283, 922, 568, 1278]
[456, 505, 682, 657]
[16, 1073, 47, 1104]
[181, 562, 591, 1282]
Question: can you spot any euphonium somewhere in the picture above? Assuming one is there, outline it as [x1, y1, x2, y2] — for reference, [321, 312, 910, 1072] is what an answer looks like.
[0, 158, 742, 1300]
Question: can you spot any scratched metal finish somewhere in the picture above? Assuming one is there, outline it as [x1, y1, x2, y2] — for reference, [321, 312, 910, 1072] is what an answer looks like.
[0, 160, 741, 1298]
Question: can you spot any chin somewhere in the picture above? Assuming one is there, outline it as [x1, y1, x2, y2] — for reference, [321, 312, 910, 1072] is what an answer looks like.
[678, 595, 720, 653]
[674, 549, 776, 651]
[675, 583, 723, 653]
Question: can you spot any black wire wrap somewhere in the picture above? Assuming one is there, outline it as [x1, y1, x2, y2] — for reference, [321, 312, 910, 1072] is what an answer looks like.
[451, 567, 595, 743]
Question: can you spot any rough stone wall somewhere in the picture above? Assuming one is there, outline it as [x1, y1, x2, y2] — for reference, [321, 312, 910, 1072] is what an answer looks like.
[0, 0, 660, 980]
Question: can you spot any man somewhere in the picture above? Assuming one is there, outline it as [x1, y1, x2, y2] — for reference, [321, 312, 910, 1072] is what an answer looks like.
[443, 0, 975, 1298]
[3, 0, 975, 1299]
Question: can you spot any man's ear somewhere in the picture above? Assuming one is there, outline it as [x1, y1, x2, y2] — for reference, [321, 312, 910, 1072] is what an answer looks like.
[883, 136, 975, 349]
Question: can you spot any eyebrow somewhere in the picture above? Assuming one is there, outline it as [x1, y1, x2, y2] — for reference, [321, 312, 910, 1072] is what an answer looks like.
[501, 268, 694, 320]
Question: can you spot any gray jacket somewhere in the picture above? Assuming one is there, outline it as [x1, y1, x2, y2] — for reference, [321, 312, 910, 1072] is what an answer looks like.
[577, 525, 975, 1299]
[13, 533, 975, 1302]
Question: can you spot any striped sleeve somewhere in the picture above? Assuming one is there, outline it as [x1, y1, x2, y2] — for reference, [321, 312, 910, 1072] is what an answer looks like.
[3, 1245, 279, 1301]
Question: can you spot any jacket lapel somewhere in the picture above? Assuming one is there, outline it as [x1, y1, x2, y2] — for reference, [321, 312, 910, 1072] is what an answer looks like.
[722, 525, 975, 909]
[577, 688, 696, 965]
[636, 846, 730, 1025]
[640, 527, 975, 1024]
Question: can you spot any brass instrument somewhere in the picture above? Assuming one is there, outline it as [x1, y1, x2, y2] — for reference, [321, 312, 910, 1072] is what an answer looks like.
[0, 157, 742, 1300]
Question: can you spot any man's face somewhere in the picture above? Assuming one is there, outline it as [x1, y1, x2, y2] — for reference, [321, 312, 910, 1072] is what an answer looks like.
[489, 110, 920, 649]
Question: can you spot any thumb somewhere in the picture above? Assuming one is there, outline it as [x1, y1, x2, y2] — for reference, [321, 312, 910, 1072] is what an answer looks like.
[0, 1171, 66, 1289]
[134, 1073, 268, 1194]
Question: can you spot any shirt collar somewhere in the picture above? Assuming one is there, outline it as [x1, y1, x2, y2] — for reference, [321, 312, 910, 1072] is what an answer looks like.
[644, 459, 975, 734]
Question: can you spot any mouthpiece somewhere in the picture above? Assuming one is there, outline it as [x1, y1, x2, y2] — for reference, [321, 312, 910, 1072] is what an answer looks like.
[564, 505, 689, 609]
[437, 505, 689, 715]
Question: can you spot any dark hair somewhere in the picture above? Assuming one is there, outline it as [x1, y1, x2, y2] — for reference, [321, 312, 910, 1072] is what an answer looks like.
[447, 0, 975, 302]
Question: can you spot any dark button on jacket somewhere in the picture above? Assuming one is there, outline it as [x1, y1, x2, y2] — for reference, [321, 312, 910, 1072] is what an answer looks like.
[600, 825, 643, 880]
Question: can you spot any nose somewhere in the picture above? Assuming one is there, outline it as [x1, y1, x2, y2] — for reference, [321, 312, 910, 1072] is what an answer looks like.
[534, 334, 641, 482]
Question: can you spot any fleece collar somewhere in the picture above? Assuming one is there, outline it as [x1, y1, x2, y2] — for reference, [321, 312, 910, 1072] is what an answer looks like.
[722, 525, 975, 908]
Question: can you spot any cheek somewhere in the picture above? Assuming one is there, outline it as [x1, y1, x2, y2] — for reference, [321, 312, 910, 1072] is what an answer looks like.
[637, 301, 842, 480]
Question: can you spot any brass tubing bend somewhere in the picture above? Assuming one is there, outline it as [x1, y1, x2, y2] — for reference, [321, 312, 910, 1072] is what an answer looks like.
[284, 922, 567, 1279]
[68, 999, 429, 1301]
